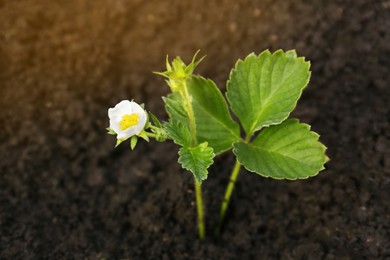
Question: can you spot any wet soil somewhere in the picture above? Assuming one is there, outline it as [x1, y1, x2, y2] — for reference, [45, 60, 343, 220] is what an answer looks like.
[1, 0, 390, 259]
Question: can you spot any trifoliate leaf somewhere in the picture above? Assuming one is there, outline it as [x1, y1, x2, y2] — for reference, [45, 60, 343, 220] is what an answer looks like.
[163, 120, 191, 147]
[186, 75, 240, 154]
[227, 50, 311, 136]
[178, 142, 215, 184]
[233, 119, 328, 180]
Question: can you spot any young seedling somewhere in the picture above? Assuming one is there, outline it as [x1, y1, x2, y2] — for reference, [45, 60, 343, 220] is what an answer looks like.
[107, 50, 329, 239]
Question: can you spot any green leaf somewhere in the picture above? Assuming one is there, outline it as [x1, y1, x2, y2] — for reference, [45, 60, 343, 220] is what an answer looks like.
[178, 142, 215, 184]
[164, 76, 241, 154]
[226, 49, 311, 136]
[163, 92, 188, 125]
[233, 119, 328, 180]
[186, 75, 241, 154]
[163, 120, 191, 147]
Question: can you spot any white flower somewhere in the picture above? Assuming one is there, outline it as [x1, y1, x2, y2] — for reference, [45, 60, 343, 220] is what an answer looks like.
[108, 100, 147, 140]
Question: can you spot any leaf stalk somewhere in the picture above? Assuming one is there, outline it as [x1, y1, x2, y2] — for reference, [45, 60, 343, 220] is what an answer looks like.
[216, 159, 241, 235]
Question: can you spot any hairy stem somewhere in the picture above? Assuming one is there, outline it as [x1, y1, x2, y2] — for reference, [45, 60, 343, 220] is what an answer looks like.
[216, 159, 242, 235]
[181, 80, 205, 239]
[195, 180, 205, 240]
[145, 132, 157, 138]
[181, 81, 197, 146]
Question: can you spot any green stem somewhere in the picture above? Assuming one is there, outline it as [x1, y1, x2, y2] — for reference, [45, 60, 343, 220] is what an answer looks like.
[145, 132, 157, 138]
[216, 159, 242, 235]
[195, 180, 205, 240]
[181, 80, 205, 239]
[217, 135, 252, 234]
[181, 81, 197, 146]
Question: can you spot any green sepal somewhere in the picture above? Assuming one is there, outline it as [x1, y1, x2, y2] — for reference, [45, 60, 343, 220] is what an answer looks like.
[155, 50, 204, 80]
[178, 142, 215, 184]
[130, 135, 138, 150]
[115, 138, 126, 148]
[144, 122, 152, 130]
[138, 129, 150, 142]
[155, 50, 205, 92]
[233, 119, 328, 180]
[148, 111, 162, 128]
[106, 127, 116, 135]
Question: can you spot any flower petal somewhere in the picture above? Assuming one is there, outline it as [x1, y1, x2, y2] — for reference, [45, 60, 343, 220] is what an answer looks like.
[108, 100, 148, 140]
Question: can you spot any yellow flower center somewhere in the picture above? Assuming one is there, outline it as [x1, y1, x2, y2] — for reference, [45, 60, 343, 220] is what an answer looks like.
[120, 113, 139, 130]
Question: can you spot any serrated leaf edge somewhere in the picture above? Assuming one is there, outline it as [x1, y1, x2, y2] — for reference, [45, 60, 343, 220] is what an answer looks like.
[189, 75, 241, 154]
[232, 119, 329, 180]
[226, 49, 312, 135]
[178, 142, 215, 184]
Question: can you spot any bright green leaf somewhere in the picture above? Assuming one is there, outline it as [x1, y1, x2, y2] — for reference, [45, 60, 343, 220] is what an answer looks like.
[227, 49, 311, 136]
[178, 142, 215, 184]
[163, 92, 188, 125]
[233, 119, 328, 180]
[163, 120, 191, 147]
[186, 75, 240, 154]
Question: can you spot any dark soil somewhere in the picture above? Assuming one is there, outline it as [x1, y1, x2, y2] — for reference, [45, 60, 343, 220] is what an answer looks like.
[1, 0, 389, 259]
